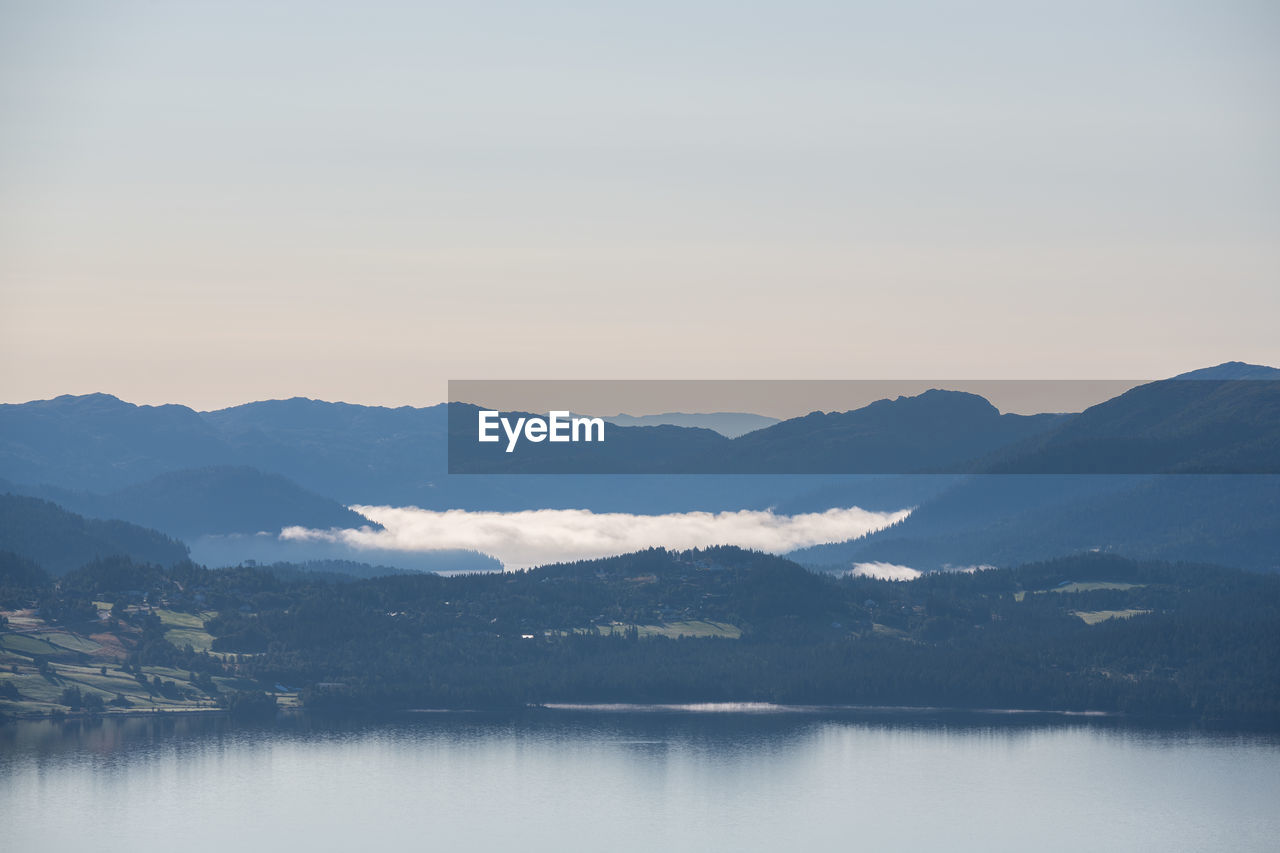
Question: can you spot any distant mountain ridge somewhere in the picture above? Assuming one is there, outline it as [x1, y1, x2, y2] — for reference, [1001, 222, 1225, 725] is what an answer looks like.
[6, 363, 1273, 492]
[788, 473, 1280, 573]
[979, 377, 1280, 474]
[448, 370, 1278, 475]
[713, 390, 1067, 474]
[1, 362, 1277, 573]
[0, 392, 229, 492]
[445, 390, 1070, 474]
[782, 364, 1280, 572]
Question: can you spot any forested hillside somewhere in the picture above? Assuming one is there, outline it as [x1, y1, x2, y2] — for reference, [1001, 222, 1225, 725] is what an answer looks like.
[3, 547, 1276, 726]
[0, 494, 189, 575]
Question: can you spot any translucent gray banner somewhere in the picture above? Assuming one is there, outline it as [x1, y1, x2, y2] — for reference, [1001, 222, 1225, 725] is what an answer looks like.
[447, 378, 1278, 475]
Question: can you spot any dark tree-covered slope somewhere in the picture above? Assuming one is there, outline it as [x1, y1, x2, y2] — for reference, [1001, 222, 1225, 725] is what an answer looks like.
[0, 494, 189, 575]
[5, 547, 1275, 725]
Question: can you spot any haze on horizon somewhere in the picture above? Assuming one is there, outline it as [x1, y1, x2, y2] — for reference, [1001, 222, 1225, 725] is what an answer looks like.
[2, 1, 1278, 411]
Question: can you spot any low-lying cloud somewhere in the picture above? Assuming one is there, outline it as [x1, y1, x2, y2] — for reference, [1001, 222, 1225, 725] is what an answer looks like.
[850, 561, 922, 581]
[281, 505, 911, 570]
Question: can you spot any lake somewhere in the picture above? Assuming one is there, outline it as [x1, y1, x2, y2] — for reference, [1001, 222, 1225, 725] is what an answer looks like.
[2, 708, 1277, 851]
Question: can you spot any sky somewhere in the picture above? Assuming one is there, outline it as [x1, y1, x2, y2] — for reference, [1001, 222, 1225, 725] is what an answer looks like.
[2, 1, 1278, 409]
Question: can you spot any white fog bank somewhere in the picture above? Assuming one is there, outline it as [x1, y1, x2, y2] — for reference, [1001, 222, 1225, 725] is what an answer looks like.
[850, 562, 923, 582]
[281, 505, 911, 570]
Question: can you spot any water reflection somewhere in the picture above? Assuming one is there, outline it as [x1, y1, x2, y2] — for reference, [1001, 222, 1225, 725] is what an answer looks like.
[2, 710, 1278, 852]
[2, 707, 1270, 763]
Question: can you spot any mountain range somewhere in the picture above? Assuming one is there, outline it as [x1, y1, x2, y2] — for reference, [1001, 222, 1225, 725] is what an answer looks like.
[0, 361, 1276, 574]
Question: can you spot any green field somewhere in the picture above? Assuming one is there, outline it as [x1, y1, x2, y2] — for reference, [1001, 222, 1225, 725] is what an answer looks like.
[0, 633, 63, 656]
[154, 609, 215, 629]
[1074, 609, 1152, 625]
[164, 626, 217, 653]
[1015, 581, 1146, 602]
[155, 609, 218, 653]
[31, 631, 102, 654]
[0, 607, 267, 718]
[596, 620, 742, 639]
[213, 675, 263, 692]
[1049, 582, 1144, 594]
[0, 660, 223, 716]
[0, 627, 227, 715]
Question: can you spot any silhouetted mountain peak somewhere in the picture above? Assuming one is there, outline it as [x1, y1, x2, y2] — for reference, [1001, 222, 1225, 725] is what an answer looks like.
[1172, 362, 1280, 381]
[50, 391, 129, 407]
[206, 397, 445, 435]
[876, 389, 999, 418]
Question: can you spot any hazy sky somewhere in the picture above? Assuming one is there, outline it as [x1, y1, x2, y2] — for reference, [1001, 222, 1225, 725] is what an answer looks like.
[2, 1, 1277, 409]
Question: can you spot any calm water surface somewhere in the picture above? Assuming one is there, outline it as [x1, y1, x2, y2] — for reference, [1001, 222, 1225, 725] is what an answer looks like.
[2, 709, 1277, 852]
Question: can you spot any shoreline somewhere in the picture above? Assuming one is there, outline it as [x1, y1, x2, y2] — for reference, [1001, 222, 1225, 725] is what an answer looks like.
[5, 701, 1276, 732]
